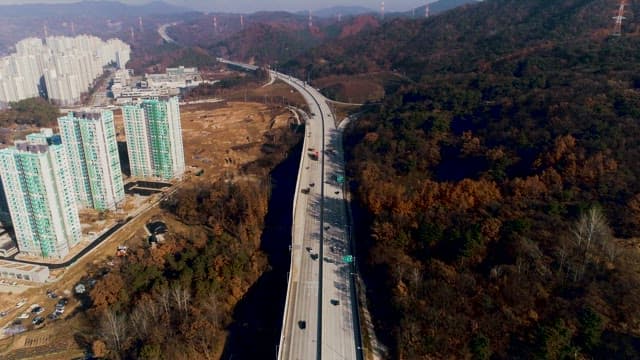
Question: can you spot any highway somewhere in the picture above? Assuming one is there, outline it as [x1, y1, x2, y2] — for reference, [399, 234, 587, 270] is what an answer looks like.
[218, 59, 362, 360]
[158, 22, 179, 44]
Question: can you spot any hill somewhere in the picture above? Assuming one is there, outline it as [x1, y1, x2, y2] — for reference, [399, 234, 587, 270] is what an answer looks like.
[165, 12, 380, 65]
[333, 0, 640, 358]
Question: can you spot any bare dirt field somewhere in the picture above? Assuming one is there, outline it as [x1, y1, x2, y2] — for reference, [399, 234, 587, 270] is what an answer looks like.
[0, 100, 296, 359]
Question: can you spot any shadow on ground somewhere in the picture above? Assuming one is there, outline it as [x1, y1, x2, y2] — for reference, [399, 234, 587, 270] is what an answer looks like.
[221, 139, 302, 359]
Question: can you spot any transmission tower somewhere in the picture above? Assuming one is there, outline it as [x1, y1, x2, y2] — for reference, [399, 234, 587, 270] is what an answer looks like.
[139, 16, 143, 33]
[240, 15, 244, 30]
[308, 10, 313, 29]
[43, 23, 49, 38]
[426, 3, 430, 18]
[381, 1, 385, 19]
[612, 1, 626, 36]
[213, 16, 218, 33]
[130, 27, 135, 42]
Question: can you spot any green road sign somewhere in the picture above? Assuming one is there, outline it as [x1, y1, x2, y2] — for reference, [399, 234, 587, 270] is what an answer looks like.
[342, 255, 353, 263]
[336, 175, 344, 184]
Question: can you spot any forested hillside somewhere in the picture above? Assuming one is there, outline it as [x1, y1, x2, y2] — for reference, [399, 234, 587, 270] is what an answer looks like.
[337, 0, 640, 358]
[86, 125, 301, 359]
[0, 98, 59, 127]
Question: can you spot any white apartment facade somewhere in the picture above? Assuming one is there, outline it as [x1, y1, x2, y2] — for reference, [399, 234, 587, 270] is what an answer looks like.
[0, 129, 81, 259]
[58, 110, 124, 210]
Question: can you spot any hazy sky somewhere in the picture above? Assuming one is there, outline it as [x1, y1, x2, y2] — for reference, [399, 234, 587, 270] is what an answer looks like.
[0, 0, 436, 13]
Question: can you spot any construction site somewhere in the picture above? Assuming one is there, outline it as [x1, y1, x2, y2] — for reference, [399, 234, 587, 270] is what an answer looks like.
[0, 93, 302, 358]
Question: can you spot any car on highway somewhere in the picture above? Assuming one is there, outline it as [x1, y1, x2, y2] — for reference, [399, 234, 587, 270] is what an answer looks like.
[331, 299, 340, 306]
[298, 320, 306, 329]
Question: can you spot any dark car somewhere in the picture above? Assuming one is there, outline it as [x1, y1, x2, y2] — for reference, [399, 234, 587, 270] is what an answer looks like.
[32, 316, 44, 325]
[31, 306, 44, 315]
[298, 320, 306, 329]
[330, 299, 340, 306]
[57, 298, 69, 307]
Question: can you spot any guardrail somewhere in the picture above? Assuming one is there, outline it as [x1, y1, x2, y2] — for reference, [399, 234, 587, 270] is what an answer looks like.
[276, 71, 309, 360]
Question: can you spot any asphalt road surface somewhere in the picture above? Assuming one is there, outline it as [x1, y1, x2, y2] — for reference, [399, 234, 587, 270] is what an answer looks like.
[274, 73, 358, 360]
[217, 58, 361, 360]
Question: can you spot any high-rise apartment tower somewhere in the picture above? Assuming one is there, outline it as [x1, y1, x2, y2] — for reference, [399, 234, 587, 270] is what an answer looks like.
[58, 110, 124, 210]
[122, 97, 185, 180]
[0, 129, 81, 258]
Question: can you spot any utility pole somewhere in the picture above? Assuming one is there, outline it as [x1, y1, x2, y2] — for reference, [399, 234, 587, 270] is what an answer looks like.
[130, 27, 135, 42]
[70, 22, 75, 35]
[612, 1, 626, 36]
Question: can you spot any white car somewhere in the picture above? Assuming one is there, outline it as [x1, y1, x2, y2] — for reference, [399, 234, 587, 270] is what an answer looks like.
[15, 300, 26, 308]
[18, 312, 30, 319]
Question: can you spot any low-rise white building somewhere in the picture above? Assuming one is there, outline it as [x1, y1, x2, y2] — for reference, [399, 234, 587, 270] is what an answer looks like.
[0, 259, 49, 283]
[112, 66, 208, 104]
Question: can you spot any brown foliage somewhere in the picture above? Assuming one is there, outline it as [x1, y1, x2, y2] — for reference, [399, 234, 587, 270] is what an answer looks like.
[90, 273, 125, 312]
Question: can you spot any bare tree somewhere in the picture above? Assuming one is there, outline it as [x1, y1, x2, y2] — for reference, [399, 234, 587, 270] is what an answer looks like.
[603, 239, 620, 263]
[171, 283, 191, 315]
[157, 286, 171, 317]
[100, 308, 127, 357]
[202, 291, 220, 325]
[130, 300, 156, 340]
[410, 267, 422, 295]
[572, 207, 610, 252]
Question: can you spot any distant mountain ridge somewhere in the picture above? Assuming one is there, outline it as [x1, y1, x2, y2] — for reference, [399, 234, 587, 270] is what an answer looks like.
[0, 0, 192, 18]
[299, 6, 375, 18]
[411, 0, 481, 16]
